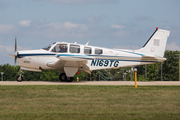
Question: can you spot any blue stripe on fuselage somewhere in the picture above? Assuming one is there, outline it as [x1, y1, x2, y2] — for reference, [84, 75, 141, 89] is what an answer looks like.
[18, 53, 154, 63]
[18, 53, 56, 58]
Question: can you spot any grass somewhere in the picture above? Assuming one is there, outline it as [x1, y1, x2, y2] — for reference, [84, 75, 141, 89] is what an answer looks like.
[0, 85, 180, 120]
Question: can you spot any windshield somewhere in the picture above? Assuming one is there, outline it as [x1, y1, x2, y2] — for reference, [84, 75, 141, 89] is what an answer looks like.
[42, 42, 56, 51]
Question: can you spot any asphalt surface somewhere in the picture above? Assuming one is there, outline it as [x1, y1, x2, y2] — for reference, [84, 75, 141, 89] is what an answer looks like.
[1, 81, 180, 85]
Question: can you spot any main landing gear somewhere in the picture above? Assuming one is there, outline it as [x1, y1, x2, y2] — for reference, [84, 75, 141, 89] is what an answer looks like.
[59, 73, 73, 82]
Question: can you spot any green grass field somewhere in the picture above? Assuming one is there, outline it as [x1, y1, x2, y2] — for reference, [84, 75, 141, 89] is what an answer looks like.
[0, 85, 180, 120]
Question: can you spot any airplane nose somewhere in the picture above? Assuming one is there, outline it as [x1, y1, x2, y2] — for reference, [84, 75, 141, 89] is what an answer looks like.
[9, 51, 19, 65]
[9, 52, 18, 58]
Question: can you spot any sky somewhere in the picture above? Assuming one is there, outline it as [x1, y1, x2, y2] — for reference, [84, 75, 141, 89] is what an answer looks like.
[0, 0, 180, 65]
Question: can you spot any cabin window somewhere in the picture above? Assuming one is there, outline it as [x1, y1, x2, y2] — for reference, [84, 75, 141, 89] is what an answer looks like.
[70, 45, 80, 53]
[95, 48, 103, 55]
[84, 47, 91, 54]
[51, 44, 67, 53]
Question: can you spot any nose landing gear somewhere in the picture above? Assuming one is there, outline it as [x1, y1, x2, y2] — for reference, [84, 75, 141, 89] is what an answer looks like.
[16, 70, 23, 82]
[16, 74, 23, 82]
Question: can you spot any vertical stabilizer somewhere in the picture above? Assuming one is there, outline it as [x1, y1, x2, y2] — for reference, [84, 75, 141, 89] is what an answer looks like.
[136, 28, 170, 57]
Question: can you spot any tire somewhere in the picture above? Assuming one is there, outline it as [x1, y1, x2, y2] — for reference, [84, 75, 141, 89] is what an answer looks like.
[66, 77, 73, 82]
[59, 73, 67, 82]
[16, 75, 23, 82]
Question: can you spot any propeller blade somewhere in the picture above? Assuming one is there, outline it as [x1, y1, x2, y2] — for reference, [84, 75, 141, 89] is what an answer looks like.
[15, 36, 17, 52]
[14, 52, 19, 65]
[15, 56, 17, 65]
[14, 36, 18, 65]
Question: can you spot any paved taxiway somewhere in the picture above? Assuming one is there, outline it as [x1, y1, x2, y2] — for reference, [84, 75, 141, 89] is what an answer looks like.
[1, 81, 180, 85]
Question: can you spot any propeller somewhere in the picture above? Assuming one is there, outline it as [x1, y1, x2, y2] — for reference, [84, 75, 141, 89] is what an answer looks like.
[9, 36, 19, 65]
[14, 36, 19, 65]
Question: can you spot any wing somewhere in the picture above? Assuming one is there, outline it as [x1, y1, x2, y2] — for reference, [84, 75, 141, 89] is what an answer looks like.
[47, 53, 94, 73]
[55, 54, 95, 61]
[47, 59, 66, 68]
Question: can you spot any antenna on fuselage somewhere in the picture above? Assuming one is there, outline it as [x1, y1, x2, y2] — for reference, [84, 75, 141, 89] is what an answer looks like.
[85, 39, 91, 45]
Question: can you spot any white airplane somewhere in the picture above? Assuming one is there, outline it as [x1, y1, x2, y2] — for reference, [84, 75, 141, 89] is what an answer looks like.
[9, 28, 170, 82]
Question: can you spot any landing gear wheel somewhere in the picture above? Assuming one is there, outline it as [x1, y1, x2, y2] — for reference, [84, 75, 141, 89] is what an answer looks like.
[16, 75, 23, 82]
[59, 73, 67, 82]
[66, 77, 73, 82]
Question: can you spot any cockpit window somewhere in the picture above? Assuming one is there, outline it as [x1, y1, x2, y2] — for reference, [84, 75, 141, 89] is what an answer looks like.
[51, 44, 67, 53]
[42, 42, 56, 51]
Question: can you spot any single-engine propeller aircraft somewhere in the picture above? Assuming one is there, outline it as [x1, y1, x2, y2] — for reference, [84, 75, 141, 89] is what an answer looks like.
[9, 27, 170, 82]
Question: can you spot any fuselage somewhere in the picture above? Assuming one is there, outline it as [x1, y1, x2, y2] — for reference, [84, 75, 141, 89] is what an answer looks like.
[13, 42, 165, 72]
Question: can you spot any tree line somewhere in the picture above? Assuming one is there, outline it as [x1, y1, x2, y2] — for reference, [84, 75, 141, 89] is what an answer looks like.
[0, 50, 179, 81]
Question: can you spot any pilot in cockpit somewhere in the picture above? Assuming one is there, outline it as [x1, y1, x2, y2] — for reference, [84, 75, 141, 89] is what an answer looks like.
[59, 45, 65, 52]
[52, 44, 67, 53]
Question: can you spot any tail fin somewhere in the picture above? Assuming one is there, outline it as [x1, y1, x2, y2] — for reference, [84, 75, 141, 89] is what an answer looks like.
[136, 28, 170, 57]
